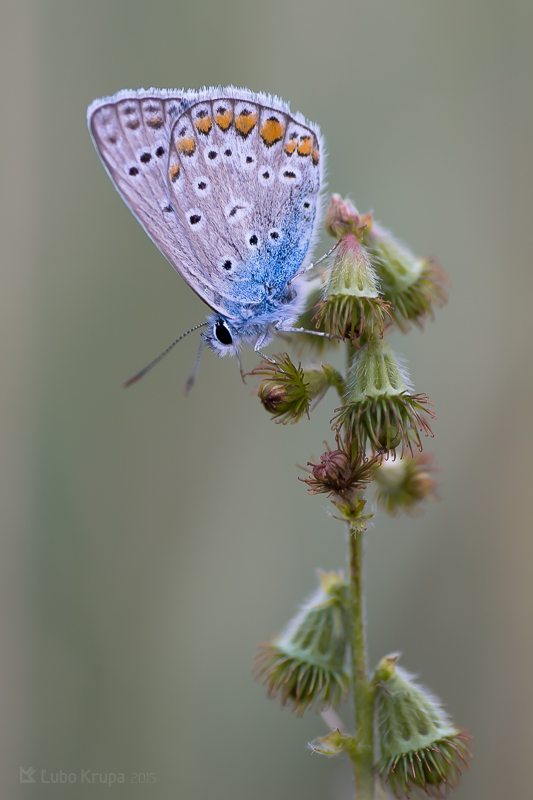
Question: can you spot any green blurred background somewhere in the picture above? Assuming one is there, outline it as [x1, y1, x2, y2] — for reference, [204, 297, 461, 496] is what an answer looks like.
[2, 0, 532, 797]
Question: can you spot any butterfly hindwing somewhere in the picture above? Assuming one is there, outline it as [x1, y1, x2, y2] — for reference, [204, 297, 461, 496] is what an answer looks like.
[167, 95, 322, 310]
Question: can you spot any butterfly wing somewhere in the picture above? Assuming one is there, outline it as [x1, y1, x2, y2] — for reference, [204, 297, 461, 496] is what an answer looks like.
[166, 92, 324, 315]
[88, 88, 230, 315]
[88, 87, 324, 321]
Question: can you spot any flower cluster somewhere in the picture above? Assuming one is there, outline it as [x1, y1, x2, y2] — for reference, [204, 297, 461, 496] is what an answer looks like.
[249, 191, 468, 796]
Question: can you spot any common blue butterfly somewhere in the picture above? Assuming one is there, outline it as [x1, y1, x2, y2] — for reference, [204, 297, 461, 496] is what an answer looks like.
[87, 87, 326, 381]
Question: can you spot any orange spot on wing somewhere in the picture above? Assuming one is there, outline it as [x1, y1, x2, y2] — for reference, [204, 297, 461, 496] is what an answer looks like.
[284, 140, 297, 156]
[215, 108, 233, 130]
[297, 136, 313, 156]
[261, 117, 284, 147]
[177, 136, 196, 156]
[235, 110, 257, 137]
[312, 147, 320, 166]
[169, 163, 180, 181]
[194, 116, 212, 135]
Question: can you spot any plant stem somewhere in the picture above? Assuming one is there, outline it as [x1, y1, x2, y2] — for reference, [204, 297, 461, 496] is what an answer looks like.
[344, 341, 375, 798]
[348, 523, 375, 799]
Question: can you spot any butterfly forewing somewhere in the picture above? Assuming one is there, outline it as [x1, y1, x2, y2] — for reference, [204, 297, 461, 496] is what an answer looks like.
[89, 91, 229, 315]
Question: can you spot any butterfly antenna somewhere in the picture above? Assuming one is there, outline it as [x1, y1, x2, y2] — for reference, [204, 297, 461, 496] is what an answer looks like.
[184, 338, 204, 395]
[123, 322, 208, 388]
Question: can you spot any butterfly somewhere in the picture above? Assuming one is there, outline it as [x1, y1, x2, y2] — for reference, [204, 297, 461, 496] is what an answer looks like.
[87, 86, 328, 385]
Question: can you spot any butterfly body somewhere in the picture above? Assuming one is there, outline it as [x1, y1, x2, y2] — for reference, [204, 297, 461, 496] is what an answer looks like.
[87, 86, 325, 356]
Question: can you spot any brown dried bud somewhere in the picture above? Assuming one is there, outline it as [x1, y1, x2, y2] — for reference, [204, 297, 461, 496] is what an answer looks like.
[300, 435, 381, 499]
[310, 450, 350, 490]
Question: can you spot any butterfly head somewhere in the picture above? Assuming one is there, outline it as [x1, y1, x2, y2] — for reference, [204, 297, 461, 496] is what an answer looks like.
[202, 311, 283, 357]
[202, 315, 242, 357]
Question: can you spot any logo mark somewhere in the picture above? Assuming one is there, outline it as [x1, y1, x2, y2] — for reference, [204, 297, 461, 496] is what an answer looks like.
[20, 767, 36, 783]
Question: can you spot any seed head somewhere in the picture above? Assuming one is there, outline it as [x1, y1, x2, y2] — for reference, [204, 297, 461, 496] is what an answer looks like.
[332, 336, 435, 455]
[375, 655, 472, 799]
[254, 571, 350, 716]
[314, 232, 392, 344]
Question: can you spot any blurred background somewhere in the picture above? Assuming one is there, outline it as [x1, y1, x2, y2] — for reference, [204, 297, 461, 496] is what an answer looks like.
[2, 0, 532, 797]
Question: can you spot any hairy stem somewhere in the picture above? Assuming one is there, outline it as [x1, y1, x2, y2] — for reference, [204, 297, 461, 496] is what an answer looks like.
[345, 341, 375, 799]
[348, 525, 375, 799]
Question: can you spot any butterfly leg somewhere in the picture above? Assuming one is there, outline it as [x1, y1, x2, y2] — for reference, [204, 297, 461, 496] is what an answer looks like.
[276, 326, 335, 339]
[237, 353, 247, 384]
[253, 333, 276, 363]
[253, 348, 275, 363]
[292, 240, 341, 280]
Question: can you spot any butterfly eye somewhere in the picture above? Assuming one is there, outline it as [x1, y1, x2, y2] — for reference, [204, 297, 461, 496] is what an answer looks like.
[214, 320, 233, 346]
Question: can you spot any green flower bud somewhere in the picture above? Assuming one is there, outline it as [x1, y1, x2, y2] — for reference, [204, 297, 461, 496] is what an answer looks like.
[375, 655, 472, 798]
[254, 571, 350, 716]
[251, 354, 343, 423]
[375, 453, 438, 515]
[314, 233, 392, 343]
[252, 354, 311, 423]
[363, 223, 448, 333]
[332, 336, 435, 455]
